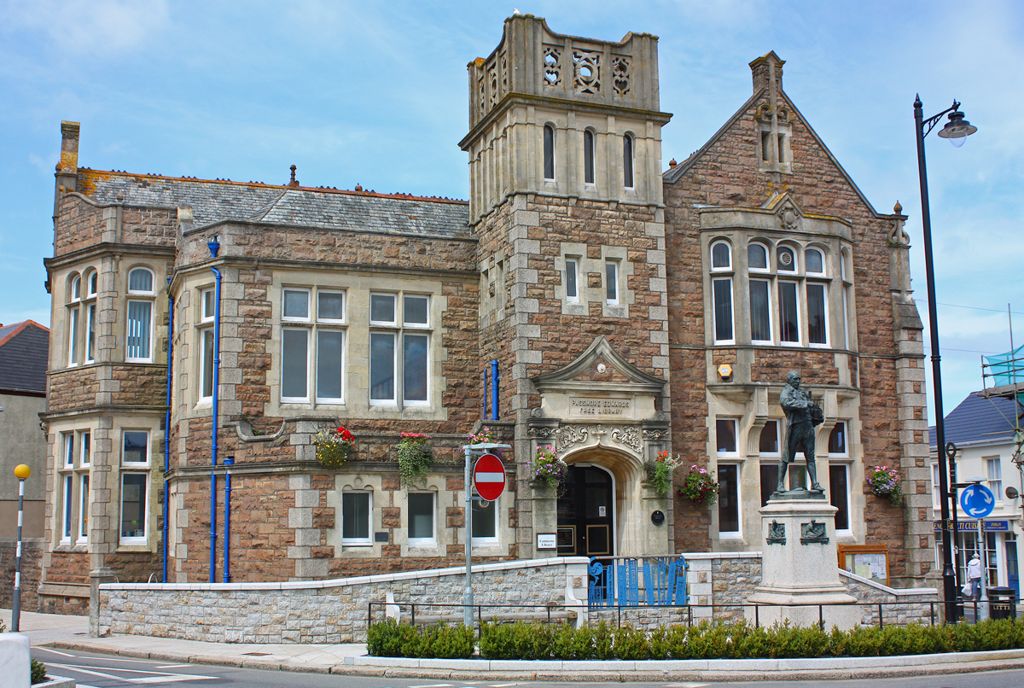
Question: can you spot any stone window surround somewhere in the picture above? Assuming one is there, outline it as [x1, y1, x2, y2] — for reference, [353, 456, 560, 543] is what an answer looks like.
[757, 120, 793, 175]
[53, 425, 93, 551]
[329, 475, 381, 556]
[396, 476, 448, 557]
[279, 286, 349, 405]
[702, 232, 852, 350]
[708, 392, 864, 547]
[263, 271, 448, 421]
[554, 242, 633, 317]
[63, 267, 99, 368]
[116, 422, 158, 551]
[196, 285, 215, 405]
[125, 265, 157, 363]
[368, 292, 431, 408]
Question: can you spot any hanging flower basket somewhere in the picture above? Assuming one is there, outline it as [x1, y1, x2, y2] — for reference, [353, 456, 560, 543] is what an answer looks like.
[314, 425, 355, 469]
[397, 432, 433, 486]
[533, 445, 567, 490]
[678, 464, 719, 506]
[645, 450, 681, 497]
[467, 426, 495, 445]
[867, 465, 903, 506]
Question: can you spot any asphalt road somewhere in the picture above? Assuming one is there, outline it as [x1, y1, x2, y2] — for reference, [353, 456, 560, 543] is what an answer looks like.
[30, 647, 1024, 687]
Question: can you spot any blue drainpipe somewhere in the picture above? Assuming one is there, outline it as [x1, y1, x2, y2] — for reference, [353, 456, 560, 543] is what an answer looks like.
[208, 236, 222, 584]
[490, 359, 499, 420]
[223, 456, 233, 583]
[163, 290, 174, 583]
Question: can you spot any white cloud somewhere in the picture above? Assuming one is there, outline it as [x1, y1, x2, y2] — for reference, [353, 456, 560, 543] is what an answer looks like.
[1, 0, 170, 57]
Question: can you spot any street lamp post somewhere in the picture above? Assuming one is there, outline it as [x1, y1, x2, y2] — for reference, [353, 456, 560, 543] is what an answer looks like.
[914, 95, 977, 623]
[11, 464, 30, 632]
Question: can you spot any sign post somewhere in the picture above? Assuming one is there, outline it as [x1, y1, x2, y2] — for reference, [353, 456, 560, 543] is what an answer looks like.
[960, 482, 995, 620]
[462, 442, 509, 628]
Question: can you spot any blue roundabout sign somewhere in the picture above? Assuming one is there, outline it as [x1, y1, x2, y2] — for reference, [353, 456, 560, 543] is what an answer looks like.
[960, 483, 996, 519]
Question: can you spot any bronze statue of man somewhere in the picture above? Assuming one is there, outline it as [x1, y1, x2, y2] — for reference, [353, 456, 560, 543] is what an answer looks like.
[776, 370, 825, 494]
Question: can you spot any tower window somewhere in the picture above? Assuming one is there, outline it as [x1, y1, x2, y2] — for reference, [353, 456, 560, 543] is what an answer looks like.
[543, 125, 555, 180]
[623, 134, 634, 188]
[583, 129, 595, 185]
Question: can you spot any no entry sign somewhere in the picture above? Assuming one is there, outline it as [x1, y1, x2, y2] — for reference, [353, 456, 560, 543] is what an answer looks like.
[473, 453, 506, 501]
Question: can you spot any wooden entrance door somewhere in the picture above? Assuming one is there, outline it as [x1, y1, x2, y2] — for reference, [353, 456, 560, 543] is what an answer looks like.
[556, 465, 614, 557]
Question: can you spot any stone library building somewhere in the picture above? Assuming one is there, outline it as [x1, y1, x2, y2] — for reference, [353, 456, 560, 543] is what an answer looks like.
[38, 15, 933, 613]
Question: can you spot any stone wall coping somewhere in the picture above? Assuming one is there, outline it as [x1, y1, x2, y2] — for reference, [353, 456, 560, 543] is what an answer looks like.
[683, 551, 762, 561]
[99, 556, 591, 592]
[839, 569, 938, 597]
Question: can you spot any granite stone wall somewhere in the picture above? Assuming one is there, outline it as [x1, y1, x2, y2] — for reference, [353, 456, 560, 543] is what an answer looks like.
[98, 557, 589, 643]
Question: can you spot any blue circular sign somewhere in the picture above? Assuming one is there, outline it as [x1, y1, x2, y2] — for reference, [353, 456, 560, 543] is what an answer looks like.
[960, 483, 996, 519]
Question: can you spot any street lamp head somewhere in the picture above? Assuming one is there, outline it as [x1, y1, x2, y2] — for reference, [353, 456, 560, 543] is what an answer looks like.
[937, 109, 977, 147]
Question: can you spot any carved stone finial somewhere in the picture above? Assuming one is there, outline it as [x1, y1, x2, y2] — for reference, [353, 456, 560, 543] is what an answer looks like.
[894, 200, 903, 215]
[354, 183, 363, 192]
[288, 164, 299, 187]
[668, 158, 677, 168]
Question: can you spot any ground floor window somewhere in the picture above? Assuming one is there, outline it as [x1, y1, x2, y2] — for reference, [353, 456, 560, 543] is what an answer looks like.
[342, 491, 372, 545]
[759, 463, 807, 505]
[829, 464, 850, 531]
[717, 464, 740, 535]
[120, 473, 148, 542]
[407, 492, 435, 545]
[472, 495, 497, 543]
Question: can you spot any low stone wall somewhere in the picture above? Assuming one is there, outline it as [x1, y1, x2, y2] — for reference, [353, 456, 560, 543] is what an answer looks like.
[98, 557, 589, 643]
[612, 553, 938, 629]
[0, 538, 43, 611]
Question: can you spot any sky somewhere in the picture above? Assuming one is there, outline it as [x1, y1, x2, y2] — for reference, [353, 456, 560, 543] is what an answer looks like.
[1, 0, 1021, 425]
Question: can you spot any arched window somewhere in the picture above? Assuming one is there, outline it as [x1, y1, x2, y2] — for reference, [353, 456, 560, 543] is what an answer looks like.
[70, 275, 81, 302]
[128, 267, 154, 294]
[82, 270, 98, 363]
[623, 134, 634, 189]
[805, 248, 825, 275]
[86, 270, 98, 297]
[126, 267, 155, 362]
[583, 129, 596, 185]
[748, 242, 769, 271]
[777, 245, 797, 272]
[710, 241, 732, 271]
[543, 124, 555, 180]
[67, 274, 81, 366]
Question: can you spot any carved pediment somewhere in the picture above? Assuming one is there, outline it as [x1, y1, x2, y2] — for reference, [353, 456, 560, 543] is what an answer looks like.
[532, 336, 665, 394]
[762, 192, 805, 231]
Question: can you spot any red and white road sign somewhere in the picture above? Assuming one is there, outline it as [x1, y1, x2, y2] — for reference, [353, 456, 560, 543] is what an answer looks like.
[473, 453, 506, 502]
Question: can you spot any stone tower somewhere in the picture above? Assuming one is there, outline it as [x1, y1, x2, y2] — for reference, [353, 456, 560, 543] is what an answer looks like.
[460, 15, 674, 559]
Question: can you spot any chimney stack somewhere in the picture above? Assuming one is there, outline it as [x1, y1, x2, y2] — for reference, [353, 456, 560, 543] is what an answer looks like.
[58, 121, 80, 173]
[749, 51, 784, 95]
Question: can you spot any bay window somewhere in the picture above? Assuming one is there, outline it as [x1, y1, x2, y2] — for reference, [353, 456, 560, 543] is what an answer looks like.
[281, 288, 347, 404]
[126, 267, 155, 362]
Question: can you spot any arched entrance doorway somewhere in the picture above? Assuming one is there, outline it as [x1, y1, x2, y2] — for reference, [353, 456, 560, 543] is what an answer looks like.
[556, 465, 614, 557]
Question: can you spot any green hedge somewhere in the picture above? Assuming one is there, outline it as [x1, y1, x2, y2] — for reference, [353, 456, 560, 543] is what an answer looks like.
[368, 618, 1024, 660]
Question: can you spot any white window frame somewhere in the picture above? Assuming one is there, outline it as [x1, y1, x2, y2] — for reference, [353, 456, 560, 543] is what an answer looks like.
[605, 259, 620, 305]
[84, 301, 96, 363]
[315, 328, 346, 404]
[369, 292, 397, 326]
[281, 327, 312, 403]
[61, 474, 73, 543]
[828, 421, 849, 457]
[317, 290, 346, 324]
[986, 457, 1003, 501]
[777, 245, 797, 273]
[805, 247, 826, 277]
[565, 257, 580, 303]
[471, 495, 499, 547]
[282, 288, 311, 322]
[342, 490, 373, 546]
[126, 268, 155, 363]
[778, 279, 802, 345]
[369, 331, 398, 406]
[79, 430, 91, 468]
[717, 463, 742, 538]
[748, 242, 770, 273]
[712, 277, 734, 344]
[119, 472, 149, 545]
[759, 420, 781, 457]
[932, 463, 942, 510]
[77, 473, 90, 544]
[829, 463, 852, 534]
[199, 287, 216, 402]
[806, 281, 830, 347]
[67, 301, 80, 367]
[749, 277, 773, 344]
[121, 430, 151, 467]
[63, 432, 75, 467]
[402, 332, 430, 407]
[710, 240, 732, 272]
[407, 492, 436, 547]
[715, 418, 739, 457]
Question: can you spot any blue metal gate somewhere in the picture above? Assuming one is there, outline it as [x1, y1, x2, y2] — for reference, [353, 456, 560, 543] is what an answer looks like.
[588, 555, 688, 607]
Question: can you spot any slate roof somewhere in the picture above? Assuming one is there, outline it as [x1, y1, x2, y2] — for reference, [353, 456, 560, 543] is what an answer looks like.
[929, 391, 1022, 448]
[81, 171, 472, 239]
[0, 320, 49, 394]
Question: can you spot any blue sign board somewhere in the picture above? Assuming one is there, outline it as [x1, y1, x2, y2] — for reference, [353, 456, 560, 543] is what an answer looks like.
[960, 484, 996, 519]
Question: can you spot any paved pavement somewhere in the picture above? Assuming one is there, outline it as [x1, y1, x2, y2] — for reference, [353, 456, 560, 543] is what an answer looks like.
[6, 608, 1024, 683]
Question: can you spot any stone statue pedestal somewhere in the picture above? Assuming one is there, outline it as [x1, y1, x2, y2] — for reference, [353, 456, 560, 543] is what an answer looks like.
[745, 497, 860, 630]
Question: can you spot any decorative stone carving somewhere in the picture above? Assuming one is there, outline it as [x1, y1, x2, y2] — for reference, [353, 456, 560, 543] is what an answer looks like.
[612, 55, 630, 96]
[800, 520, 829, 545]
[554, 424, 590, 451]
[766, 520, 786, 545]
[642, 428, 668, 442]
[611, 426, 642, 453]
[780, 206, 801, 231]
[542, 46, 561, 87]
[572, 49, 601, 94]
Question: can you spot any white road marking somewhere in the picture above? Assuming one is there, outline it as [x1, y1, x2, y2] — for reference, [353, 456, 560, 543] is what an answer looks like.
[34, 646, 76, 657]
[46, 661, 217, 683]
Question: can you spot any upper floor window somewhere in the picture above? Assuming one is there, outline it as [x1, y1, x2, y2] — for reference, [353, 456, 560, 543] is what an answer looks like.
[281, 287, 347, 404]
[543, 124, 556, 181]
[777, 246, 796, 273]
[805, 248, 825, 276]
[126, 267, 155, 362]
[565, 257, 579, 302]
[715, 418, 738, 456]
[370, 293, 430, 406]
[709, 241, 734, 343]
[604, 260, 620, 305]
[748, 242, 769, 272]
[623, 134, 635, 189]
[986, 457, 1002, 500]
[199, 287, 216, 401]
[828, 422, 848, 456]
[583, 129, 596, 185]
[67, 274, 82, 367]
[711, 241, 732, 271]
